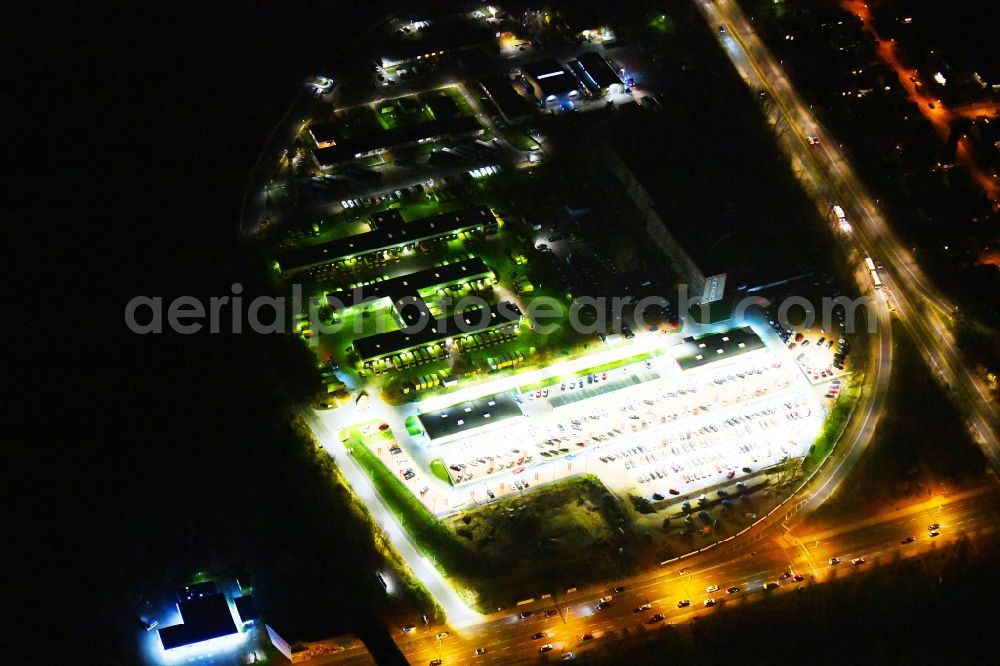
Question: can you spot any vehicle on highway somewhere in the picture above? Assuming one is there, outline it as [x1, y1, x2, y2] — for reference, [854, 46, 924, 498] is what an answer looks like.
[706, 585, 720, 593]
[600, 595, 614, 603]
[519, 611, 534, 619]
[531, 632, 546, 640]
[635, 602, 652, 612]
[807, 135, 820, 146]
[612, 586, 626, 593]
[647, 613, 665, 624]
[597, 601, 612, 610]
[793, 574, 806, 582]
[430, 660, 442, 666]
[829, 557, 841, 565]
[403, 624, 416, 633]
[539, 644, 554, 653]
[582, 633, 594, 641]
[475, 648, 486, 656]
[703, 598, 717, 607]
[929, 530, 940, 537]
[677, 599, 691, 608]
[928, 523, 940, 530]
[780, 571, 793, 580]
[726, 586, 740, 594]
[561, 653, 575, 661]
[436, 631, 449, 638]
[763, 581, 779, 590]
[852, 557, 866, 566]
[544, 608, 559, 618]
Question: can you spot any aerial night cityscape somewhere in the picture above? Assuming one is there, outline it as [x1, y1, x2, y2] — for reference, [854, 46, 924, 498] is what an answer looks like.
[19, 0, 1000, 664]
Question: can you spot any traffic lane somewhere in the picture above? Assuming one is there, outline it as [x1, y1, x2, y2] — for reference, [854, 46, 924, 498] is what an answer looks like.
[469, 488, 1000, 635]
[402, 498, 998, 665]
[711, 0, 1000, 449]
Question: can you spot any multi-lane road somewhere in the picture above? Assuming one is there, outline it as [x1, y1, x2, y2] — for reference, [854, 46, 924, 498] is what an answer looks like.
[696, 0, 999, 465]
[390, 483, 1000, 664]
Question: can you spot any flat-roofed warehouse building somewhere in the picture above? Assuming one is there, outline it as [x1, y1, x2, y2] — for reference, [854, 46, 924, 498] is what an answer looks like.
[276, 206, 498, 276]
[354, 301, 523, 367]
[479, 75, 533, 124]
[522, 58, 580, 107]
[575, 51, 624, 96]
[669, 326, 765, 371]
[418, 392, 523, 443]
[310, 115, 484, 169]
[379, 16, 497, 68]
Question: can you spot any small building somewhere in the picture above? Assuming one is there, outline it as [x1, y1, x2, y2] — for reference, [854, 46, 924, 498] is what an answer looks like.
[479, 75, 533, 124]
[157, 584, 241, 653]
[576, 51, 624, 97]
[522, 58, 580, 107]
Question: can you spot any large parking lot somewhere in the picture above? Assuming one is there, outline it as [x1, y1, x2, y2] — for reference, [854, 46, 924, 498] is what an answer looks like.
[391, 347, 824, 513]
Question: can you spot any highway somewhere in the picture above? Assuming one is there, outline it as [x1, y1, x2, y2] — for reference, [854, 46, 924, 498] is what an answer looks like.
[392, 483, 1000, 664]
[695, 0, 1000, 468]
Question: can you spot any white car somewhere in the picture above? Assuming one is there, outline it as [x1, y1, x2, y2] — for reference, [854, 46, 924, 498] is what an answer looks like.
[706, 585, 720, 593]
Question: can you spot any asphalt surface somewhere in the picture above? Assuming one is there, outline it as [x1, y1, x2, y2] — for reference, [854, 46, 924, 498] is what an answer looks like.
[390, 484, 1000, 665]
[697, 0, 999, 465]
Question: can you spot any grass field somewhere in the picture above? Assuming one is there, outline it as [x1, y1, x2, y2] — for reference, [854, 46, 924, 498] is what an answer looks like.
[337, 434, 637, 611]
[429, 458, 452, 485]
[801, 373, 862, 475]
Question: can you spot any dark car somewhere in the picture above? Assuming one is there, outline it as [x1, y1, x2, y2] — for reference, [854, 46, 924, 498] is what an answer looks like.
[544, 609, 559, 618]
[902, 536, 916, 544]
[726, 586, 740, 594]
[677, 599, 691, 608]
[597, 601, 612, 610]
[646, 614, 665, 624]
[519, 611, 534, 619]
[582, 633, 594, 641]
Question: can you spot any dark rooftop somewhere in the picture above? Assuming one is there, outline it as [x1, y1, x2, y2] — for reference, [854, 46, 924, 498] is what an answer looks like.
[234, 595, 258, 624]
[669, 327, 765, 371]
[479, 75, 533, 123]
[523, 58, 579, 98]
[325, 256, 492, 311]
[354, 301, 522, 361]
[158, 593, 238, 651]
[419, 391, 523, 441]
[313, 115, 483, 168]
[278, 206, 496, 273]
[577, 51, 623, 90]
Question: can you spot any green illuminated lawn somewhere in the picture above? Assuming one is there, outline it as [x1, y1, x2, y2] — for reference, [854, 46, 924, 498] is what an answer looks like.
[429, 458, 452, 485]
[802, 374, 861, 475]
[342, 426, 467, 577]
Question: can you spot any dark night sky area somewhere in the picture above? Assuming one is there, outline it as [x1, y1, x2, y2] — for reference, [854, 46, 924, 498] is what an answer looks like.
[12, 2, 406, 662]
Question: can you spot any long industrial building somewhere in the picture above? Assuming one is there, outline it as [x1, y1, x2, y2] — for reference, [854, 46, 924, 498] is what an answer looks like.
[575, 51, 624, 96]
[310, 115, 484, 169]
[354, 301, 523, 365]
[276, 206, 498, 276]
